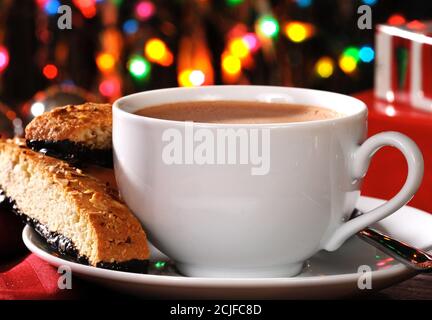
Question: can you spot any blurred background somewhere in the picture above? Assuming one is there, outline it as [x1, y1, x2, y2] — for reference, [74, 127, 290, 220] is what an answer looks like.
[0, 0, 431, 136]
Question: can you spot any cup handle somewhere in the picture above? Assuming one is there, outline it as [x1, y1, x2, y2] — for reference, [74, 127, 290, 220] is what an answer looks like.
[322, 132, 424, 251]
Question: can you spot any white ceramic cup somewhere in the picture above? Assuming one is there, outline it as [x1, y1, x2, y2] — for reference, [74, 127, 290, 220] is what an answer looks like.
[113, 86, 424, 278]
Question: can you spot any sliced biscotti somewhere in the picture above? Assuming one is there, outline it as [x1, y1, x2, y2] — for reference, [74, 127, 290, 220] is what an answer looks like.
[25, 103, 113, 167]
[0, 139, 149, 272]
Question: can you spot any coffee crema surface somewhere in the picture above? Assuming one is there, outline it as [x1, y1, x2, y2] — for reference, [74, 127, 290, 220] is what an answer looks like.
[134, 101, 341, 124]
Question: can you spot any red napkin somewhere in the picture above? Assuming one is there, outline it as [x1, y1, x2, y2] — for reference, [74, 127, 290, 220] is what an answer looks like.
[0, 209, 82, 299]
[0, 253, 78, 300]
[0, 209, 116, 300]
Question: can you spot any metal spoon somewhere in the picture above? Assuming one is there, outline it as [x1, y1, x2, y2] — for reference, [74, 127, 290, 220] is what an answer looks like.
[351, 209, 432, 272]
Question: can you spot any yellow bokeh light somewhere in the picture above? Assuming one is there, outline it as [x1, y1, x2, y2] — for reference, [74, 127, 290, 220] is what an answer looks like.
[229, 38, 250, 59]
[189, 70, 205, 86]
[145, 38, 167, 62]
[285, 22, 308, 43]
[315, 57, 334, 78]
[96, 53, 115, 72]
[178, 70, 193, 87]
[178, 69, 206, 87]
[339, 55, 357, 74]
[222, 55, 241, 75]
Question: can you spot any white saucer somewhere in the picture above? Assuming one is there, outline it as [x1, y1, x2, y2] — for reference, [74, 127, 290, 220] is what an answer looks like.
[22, 196, 432, 299]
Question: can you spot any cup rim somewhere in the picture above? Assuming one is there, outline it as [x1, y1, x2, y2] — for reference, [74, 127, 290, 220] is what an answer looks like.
[113, 86, 367, 128]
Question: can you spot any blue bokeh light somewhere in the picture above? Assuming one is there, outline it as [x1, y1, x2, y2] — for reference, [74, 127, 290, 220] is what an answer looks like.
[123, 19, 139, 34]
[44, 0, 61, 16]
[359, 46, 375, 63]
[362, 0, 378, 5]
[296, 0, 312, 8]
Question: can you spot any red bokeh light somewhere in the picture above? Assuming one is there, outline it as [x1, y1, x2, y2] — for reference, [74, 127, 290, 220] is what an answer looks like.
[406, 20, 426, 31]
[136, 1, 155, 21]
[0, 46, 9, 72]
[387, 14, 406, 26]
[99, 78, 121, 97]
[43, 64, 58, 79]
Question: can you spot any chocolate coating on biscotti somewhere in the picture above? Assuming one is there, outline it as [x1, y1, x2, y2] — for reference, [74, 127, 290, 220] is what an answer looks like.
[26, 139, 113, 168]
[25, 103, 112, 166]
[0, 189, 148, 273]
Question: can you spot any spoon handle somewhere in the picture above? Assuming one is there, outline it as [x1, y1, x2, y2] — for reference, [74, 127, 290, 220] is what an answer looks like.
[357, 227, 432, 272]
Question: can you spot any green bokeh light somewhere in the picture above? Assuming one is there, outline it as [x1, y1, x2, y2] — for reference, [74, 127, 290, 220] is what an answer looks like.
[257, 15, 280, 38]
[110, 0, 123, 7]
[226, 0, 244, 6]
[128, 55, 151, 79]
[343, 47, 360, 62]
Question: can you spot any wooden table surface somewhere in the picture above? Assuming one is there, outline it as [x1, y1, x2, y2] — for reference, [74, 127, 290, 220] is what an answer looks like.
[365, 274, 432, 299]
[74, 273, 432, 300]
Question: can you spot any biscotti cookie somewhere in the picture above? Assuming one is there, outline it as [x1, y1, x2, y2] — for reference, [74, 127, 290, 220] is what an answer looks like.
[25, 103, 113, 167]
[0, 139, 149, 272]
